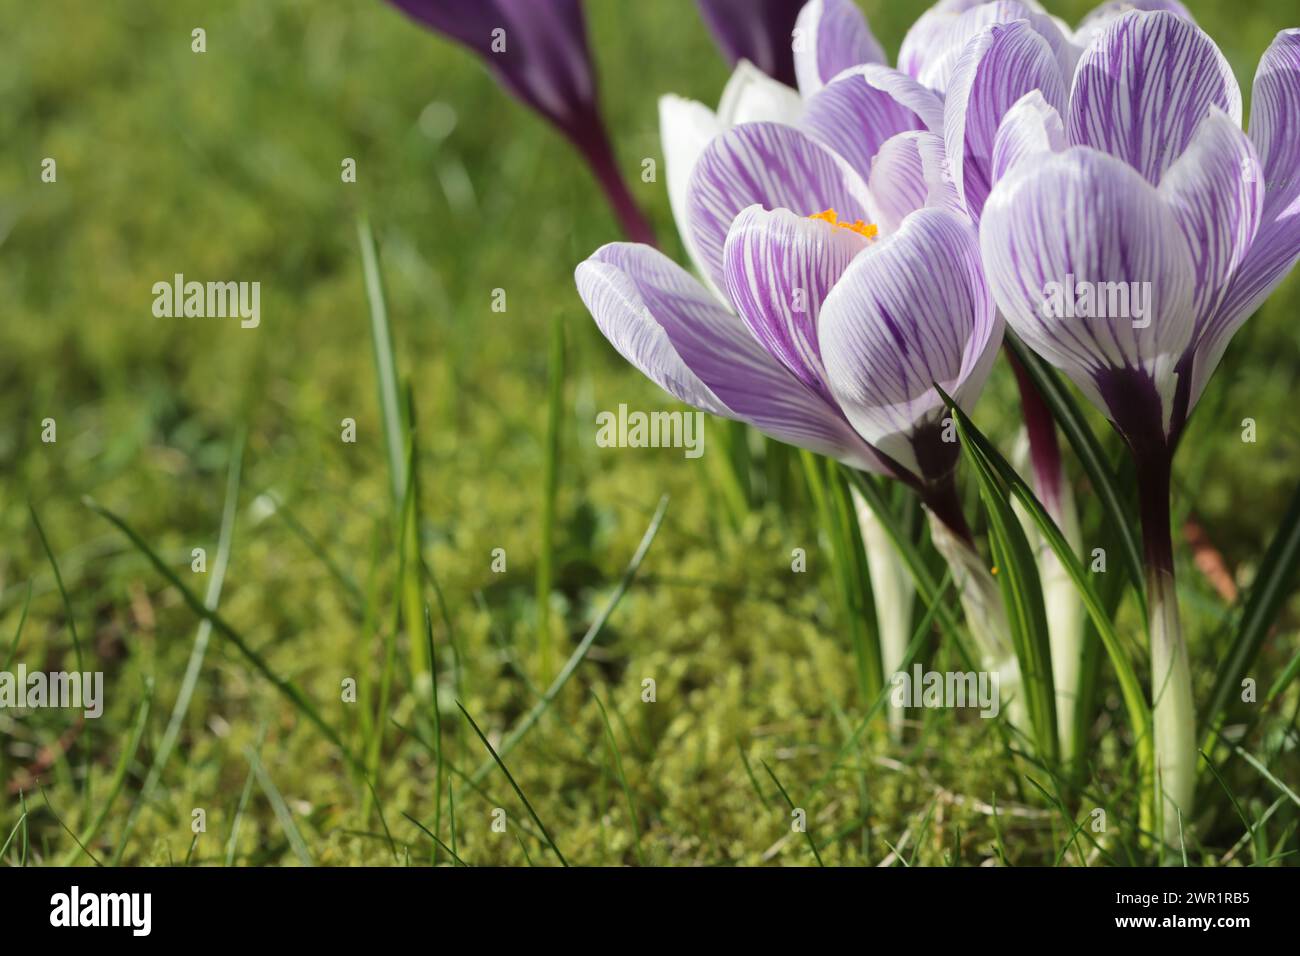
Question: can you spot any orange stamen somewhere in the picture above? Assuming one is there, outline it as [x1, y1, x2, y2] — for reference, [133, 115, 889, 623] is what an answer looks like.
[809, 208, 878, 240]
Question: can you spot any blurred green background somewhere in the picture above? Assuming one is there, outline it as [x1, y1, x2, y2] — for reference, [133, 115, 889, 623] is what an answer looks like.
[1, 0, 1297, 865]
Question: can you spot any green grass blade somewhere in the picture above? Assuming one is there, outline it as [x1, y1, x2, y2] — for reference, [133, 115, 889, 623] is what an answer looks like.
[761, 760, 824, 867]
[937, 393, 1154, 814]
[537, 312, 565, 684]
[2, 581, 31, 672]
[593, 692, 646, 866]
[62, 681, 153, 866]
[245, 745, 315, 866]
[465, 494, 669, 787]
[357, 213, 406, 506]
[940, 388, 1058, 763]
[86, 497, 360, 767]
[113, 430, 245, 864]
[402, 811, 470, 866]
[457, 701, 568, 866]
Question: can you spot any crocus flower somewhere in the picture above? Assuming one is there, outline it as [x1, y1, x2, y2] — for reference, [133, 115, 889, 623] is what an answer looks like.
[974, 8, 1300, 841]
[579, 62, 1017, 683]
[589, 0, 1038, 704]
[383, 0, 655, 244]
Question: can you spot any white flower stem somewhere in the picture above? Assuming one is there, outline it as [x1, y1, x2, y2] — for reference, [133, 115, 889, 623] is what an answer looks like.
[1012, 430, 1085, 763]
[1133, 449, 1196, 849]
[853, 488, 915, 736]
[927, 511, 1027, 735]
[1148, 564, 1196, 848]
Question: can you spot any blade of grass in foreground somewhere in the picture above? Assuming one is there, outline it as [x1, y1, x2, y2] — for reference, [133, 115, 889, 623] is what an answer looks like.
[30, 504, 91, 816]
[940, 387, 1058, 764]
[2, 581, 31, 672]
[537, 311, 565, 684]
[802, 452, 879, 707]
[938, 392, 1155, 830]
[113, 430, 245, 864]
[457, 701, 568, 867]
[62, 681, 153, 866]
[245, 745, 314, 866]
[358, 213, 427, 678]
[402, 811, 470, 866]
[761, 760, 824, 867]
[86, 496, 397, 855]
[593, 692, 647, 866]
[464, 495, 669, 787]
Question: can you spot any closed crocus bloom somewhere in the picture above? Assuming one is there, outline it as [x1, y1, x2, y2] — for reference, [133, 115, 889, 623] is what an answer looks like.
[384, 0, 654, 243]
[976, 8, 1300, 843]
[694, 0, 887, 90]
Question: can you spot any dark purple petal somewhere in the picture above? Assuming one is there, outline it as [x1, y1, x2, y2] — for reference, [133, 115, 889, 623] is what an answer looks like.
[867, 131, 965, 234]
[945, 19, 1069, 220]
[820, 208, 1002, 481]
[722, 205, 869, 403]
[387, 0, 505, 54]
[793, 0, 888, 94]
[386, 0, 654, 242]
[576, 243, 890, 471]
[686, 121, 871, 295]
[802, 65, 942, 183]
[979, 147, 1196, 435]
[695, 0, 806, 87]
[1068, 10, 1241, 184]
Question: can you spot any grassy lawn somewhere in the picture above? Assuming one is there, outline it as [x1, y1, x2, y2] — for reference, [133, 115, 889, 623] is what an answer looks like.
[1, 0, 1297, 866]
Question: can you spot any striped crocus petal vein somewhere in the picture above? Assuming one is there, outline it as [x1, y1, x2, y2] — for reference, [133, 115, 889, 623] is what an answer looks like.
[820, 207, 1003, 482]
[1068, 9, 1241, 186]
[793, 0, 888, 95]
[575, 242, 890, 472]
[686, 121, 872, 296]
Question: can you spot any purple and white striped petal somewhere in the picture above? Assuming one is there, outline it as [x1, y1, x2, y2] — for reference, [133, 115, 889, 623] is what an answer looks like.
[576, 243, 889, 471]
[945, 19, 1069, 220]
[899, 0, 1003, 89]
[802, 65, 943, 183]
[867, 131, 965, 234]
[980, 148, 1197, 436]
[661, 62, 804, 297]
[793, 0, 888, 95]
[1073, 0, 1195, 50]
[820, 208, 1003, 480]
[1191, 30, 1300, 406]
[1158, 108, 1263, 330]
[1250, 29, 1300, 221]
[1068, 10, 1241, 185]
[686, 121, 872, 296]
[576, 243, 733, 417]
[902, 0, 1073, 95]
[991, 90, 1067, 185]
[722, 205, 869, 404]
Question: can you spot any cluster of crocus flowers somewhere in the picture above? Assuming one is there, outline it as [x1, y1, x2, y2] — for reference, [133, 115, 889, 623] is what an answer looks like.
[383, 0, 655, 244]
[569, 0, 1300, 850]
[577, 0, 1029, 711]
[972, 6, 1300, 841]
